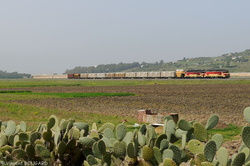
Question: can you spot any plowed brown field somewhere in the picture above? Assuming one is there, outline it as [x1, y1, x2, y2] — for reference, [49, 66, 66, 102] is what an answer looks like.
[7, 84, 250, 126]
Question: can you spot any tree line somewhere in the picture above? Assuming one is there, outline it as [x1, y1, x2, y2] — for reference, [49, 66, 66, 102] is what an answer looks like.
[65, 49, 250, 73]
[0, 71, 31, 79]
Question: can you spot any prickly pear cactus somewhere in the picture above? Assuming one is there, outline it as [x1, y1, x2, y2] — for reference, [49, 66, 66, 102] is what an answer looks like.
[193, 122, 207, 142]
[103, 128, 115, 139]
[138, 131, 146, 147]
[0, 133, 8, 147]
[244, 107, 250, 123]
[163, 158, 177, 166]
[232, 152, 245, 166]
[165, 120, 176, 141]
[178, 119, 192, 131]
[160, 139, 169, 152]
[98, 123, 115, 133]
[216, 147, 228, 166]
[12, 149, 28, 160]
[205, 114, 219, 130]
[242, 126, 250, 148]
[153, 147, 162, 164]
[57, 141, 67, 155]
[155, 134, 167, 148]
[188, 139, 204, 154]
[5, 120, 16, 136]
[194, 153, 206, 165]
[78, 137, 95, 148]
[20, 121, 26, 132]
[162, 149, 174, 160]
[113, 141, 127, 158]
[169, 144, 182, 165]
[87, 155, 99, 165]
[127, 142, 136, 158]
[42, 129, 52, 142]
[97, 140, 106, 155]
[116, 123, 127, 141]
[212, 134, 223, 150]
[47, 115, 56, 130]
[35, 144, 50, 160]
[142, 145, 154, 161]
[204, 140, 216, 162]
[25, 144, 35, 159]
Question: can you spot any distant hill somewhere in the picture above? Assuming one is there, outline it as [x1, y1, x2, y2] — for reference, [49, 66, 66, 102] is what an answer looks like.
[0, 71, 31, 79]
[65, 49, 250, 73]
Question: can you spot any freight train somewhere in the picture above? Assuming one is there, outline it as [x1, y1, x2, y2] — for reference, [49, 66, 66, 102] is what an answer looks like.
[67, 69, 230, 79]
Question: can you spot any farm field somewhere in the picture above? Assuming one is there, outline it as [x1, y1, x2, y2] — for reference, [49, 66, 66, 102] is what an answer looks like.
[0, 79, 249, 127]
[0, 79, 250, 157]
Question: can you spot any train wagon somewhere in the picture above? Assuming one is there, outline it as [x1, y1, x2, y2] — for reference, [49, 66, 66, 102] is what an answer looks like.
[114, 72, 125, 78]
[80, 73, 88, 79]
[125, 72, 137, 78]
[136, 72, 148, 78]
[105, 73, 115, 79]
[147, 72, 161, 78]
[96, 73, 106, 79]
[160, 71, 176, 78]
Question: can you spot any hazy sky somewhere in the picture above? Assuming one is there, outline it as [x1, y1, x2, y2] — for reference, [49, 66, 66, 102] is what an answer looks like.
[1, 1, 250, 74]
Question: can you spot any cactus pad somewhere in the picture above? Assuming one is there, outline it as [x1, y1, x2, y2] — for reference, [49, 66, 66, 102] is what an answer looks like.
[169, 144, 182, 165]
[78, 137, 96, 148]
[216, 147, 228, 166]
[127, 142, 136, 158]
[155, 134, 168, 148]
[103, 128, 115, 139]
[98, 123, 115, 133]
[35, 144, 50, 159]
[205, 114, 219, 130]
[25, 144, 35, 158]
[47, 116, 56, 130]
[193, 122, 207, 142]
[163, 158, 177, 166]
[244, 107, 250, 123]
[242, 126, 250, 148]
[153, 147, 162, 164]
[188, 139, 204, 154]
[20, 121, 26, 132]
[204, 140, 216, 162]
[178, 119, 192, 131]
[5, 120, 16, 136]
[12, 149, 28, 160]
[113, 141, 127, 158]
[116, 123, 127, 141]
[0, 133, 8, 147]
[97, 140, 106, 155]
[142, 145, 154, 161]
[160, 139, 169, 152]
[87, 155, 99, 165]
[57, 141, 67, 155]
[232, 152, 245, 166]
[212, 134, 223, 150]
[162, 149, 174, 160]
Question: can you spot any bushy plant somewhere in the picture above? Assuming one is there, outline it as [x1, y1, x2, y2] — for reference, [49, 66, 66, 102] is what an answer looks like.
[0, 107, 249, 165]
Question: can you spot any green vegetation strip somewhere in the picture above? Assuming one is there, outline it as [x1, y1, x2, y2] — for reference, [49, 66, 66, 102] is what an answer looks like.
[0, 79, 249, 88]
[208, 124, 242, 141]
[31, 92, 135, 98]
[0, 102, 136, 130]
[0, 91, 135, 100]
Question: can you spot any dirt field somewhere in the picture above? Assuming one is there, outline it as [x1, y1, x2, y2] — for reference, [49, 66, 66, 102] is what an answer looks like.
[7, 84, 250, 126]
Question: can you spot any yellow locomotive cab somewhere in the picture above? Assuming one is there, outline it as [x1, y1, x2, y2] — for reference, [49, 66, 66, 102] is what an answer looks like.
[175, 69, 185, 78]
